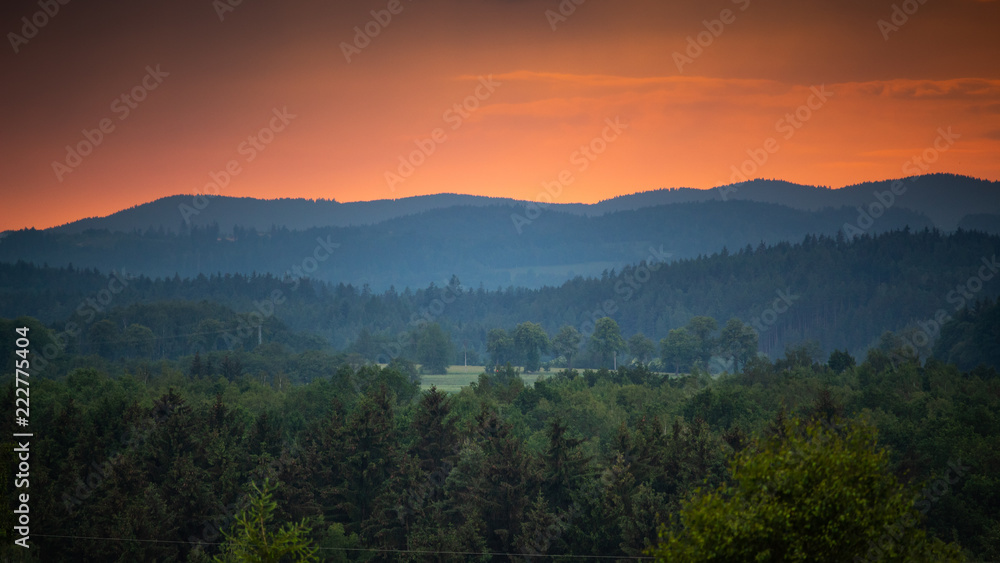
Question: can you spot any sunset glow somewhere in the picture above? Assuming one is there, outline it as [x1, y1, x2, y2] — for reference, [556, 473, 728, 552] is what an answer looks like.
[2, 0, 998, 230]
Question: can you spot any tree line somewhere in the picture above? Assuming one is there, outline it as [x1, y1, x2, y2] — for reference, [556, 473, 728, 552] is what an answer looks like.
[2, 228, 999, 375]
[2, 325, 998, 561]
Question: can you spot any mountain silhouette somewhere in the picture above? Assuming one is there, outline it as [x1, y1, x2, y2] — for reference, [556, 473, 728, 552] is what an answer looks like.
[39, 173, 997, 236]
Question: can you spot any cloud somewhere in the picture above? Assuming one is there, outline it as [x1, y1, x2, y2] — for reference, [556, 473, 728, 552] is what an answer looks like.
[842, 78, 1000, 100]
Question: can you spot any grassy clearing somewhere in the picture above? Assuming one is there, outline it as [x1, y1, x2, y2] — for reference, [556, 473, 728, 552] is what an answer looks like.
[406, 364, 681, 393]
[417, 365, 552, 393]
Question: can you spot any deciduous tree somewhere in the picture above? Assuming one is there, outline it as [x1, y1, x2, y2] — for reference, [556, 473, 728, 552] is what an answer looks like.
[648, 416, 964, 562]
[589, 318, 626, 368]
[552, 325, 582, 369]
[514, 321, 549, 372]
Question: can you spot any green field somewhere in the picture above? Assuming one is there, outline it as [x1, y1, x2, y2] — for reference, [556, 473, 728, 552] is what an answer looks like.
[418, 365, 549, 393]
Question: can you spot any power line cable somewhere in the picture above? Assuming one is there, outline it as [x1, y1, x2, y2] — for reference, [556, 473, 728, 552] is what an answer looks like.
[30, 534, 654, 559]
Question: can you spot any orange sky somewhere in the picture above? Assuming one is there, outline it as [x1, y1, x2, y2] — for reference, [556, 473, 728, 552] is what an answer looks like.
[1, 0, 998, 230]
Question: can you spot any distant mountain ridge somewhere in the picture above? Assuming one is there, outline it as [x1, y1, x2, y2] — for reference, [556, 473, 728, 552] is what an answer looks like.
[1, 199, 932, 291]
[596, 173, 999, 230]
[38, 173, 999, 235]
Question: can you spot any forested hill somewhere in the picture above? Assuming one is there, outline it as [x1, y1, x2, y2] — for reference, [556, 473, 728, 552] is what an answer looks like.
[3, 229, 998, 363]
[959, 213, 1000, 235]
[703, 173, 999, 230]
[47, 193, 525, 235]
[36, 173, 998, 235]
[0, 200, 931, 291]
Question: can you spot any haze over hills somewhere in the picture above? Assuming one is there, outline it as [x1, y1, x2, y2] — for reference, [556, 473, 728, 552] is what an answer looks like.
[0, 199, 932, 291]
[37, 173, 1000, 235]
[3, 229, 998, 363]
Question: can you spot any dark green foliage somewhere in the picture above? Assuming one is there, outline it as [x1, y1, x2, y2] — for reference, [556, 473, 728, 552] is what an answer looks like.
[191, 351, 204, 377]
[589, 317, 626, 368]
[213, 478, 317, 562]
[486, 328, 515, 370]
[828, 348, 856, 373]
[220, 353, 242, 381]
[541, 418, 591, 511]
[551, 325, 582, 369]
[3, 344, 1000, 561]
[388, 356, 419, 384]
[934, 298, 1000, 372]
[686, 316, 718, 365]
[661, 328, 698, 375]
[338, 385, 399, 527]
[410, 387, 459, 474]
[451, 409, 540, 556]
[513, 321, 549, 372]
[649, 416, 965, 562]
[3, 224, 1000, 560]
[628, 333, 656, 365]
[719, 318, 759, 372]
[415, 322, 451, 374]
[88, 319, 118, 358]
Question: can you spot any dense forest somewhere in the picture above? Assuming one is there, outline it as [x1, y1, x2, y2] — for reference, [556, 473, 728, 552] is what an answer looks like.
[1, 327, 998, 561]
[2, 229, 998, 368]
